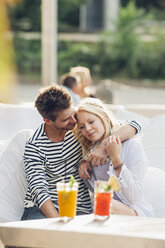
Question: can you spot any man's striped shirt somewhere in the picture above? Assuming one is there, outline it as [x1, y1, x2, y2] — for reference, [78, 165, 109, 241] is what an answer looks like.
[23, 123, 92, 214]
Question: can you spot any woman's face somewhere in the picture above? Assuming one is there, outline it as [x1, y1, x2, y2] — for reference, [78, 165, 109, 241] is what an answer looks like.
[84, 73, 92, 87]
[77, 110, 105, 142]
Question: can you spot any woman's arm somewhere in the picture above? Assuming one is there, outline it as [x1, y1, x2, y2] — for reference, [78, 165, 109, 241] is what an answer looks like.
[105, 135, 123, 177]
[106, 137, 147, 205]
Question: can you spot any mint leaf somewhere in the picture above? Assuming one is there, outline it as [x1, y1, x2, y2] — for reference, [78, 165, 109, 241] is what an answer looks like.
[102, 182, 111, 192]
[69, 175, 76, 187]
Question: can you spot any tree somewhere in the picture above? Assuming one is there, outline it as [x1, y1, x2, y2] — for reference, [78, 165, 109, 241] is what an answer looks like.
[9, 0, 89, 32]
[9, 0, 41, 31]
[121, 0, 165, 10]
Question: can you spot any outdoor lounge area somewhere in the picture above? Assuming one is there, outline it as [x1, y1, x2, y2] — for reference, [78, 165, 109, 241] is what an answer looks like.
[1, 0, 165, 247]
[0, 102, 165, 247]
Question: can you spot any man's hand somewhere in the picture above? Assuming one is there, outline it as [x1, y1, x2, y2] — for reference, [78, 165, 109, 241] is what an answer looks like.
[78, 160, 91, 179]
[88, 141, 108, 166]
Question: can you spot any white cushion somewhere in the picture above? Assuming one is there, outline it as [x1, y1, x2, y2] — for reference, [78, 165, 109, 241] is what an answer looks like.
[144, 167, 165, 218]
[116, 109, 165, 171]
[0, 140, 9, 156]
[142, 114, 165, 171]
[0, 129, 34, 222]
[116, 107, 150, 132]
[0, 103, 42, 140]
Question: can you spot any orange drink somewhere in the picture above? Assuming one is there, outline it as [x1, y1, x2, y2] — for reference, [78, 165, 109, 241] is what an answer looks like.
[57, 181, 78, 220]
[94, 180, 113, 220]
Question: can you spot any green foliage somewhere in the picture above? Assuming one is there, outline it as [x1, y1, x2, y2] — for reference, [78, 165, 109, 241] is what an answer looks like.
[92, 1, 165, 79]
[119, 0, 144, 28]
[58, 0, 89, 31]
[93, 1, 144, 77]
[9, 0, 89, 32]
[9, 0, 41, 31]
[11, 0, 165, 81]
[121, 0, 165, 11]
[58, 41, 95, 75]
[129, 35, 165, 79]
[13, 35, 41, 76]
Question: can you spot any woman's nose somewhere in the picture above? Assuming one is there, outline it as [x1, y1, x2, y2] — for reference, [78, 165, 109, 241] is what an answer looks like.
[85, 124, 91, 132]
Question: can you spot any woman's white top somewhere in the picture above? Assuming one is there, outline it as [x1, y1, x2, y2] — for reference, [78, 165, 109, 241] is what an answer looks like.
[85, 138, 154, 217]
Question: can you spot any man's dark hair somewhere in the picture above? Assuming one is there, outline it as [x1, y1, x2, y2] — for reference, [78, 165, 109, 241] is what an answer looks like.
[35, 85, 72, 121]
[62, 76, 77, 89]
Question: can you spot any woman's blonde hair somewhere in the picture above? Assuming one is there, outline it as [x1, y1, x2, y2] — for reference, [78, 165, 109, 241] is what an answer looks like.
[70, 66, 92, 87]
[73, 98, 119, 157]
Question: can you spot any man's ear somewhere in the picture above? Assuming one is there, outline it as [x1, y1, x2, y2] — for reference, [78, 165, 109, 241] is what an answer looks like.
[44, 118, 53, 125]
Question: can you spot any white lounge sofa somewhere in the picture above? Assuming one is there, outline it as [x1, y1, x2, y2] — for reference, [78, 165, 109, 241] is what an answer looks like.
[0, 103, 165, 222]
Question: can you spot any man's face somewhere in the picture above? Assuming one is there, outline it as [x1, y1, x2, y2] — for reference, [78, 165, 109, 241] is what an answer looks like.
[52, 107, 76, 130]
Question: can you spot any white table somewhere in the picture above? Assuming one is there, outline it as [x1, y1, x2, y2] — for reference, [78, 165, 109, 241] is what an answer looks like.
[0, 214, 165, 248]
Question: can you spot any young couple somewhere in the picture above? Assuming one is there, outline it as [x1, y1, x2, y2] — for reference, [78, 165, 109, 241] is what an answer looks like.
[21, 85, 153, 220]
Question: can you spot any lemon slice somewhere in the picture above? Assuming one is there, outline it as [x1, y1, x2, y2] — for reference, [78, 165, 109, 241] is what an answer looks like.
[108, 175, 120, 191]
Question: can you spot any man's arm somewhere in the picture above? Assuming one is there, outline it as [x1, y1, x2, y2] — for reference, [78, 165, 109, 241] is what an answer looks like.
[113, 122, 137, 142]
[78, 160, 91, 179]
[41, 199, 59, 218]
[119, 120, 141, 139]
[88, 121, 141, 166]
[24, 142, 59, 218]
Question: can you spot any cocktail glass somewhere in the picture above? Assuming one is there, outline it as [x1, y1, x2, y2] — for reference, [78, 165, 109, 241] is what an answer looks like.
[57, 181, 78, 221]
[94, 180, 113, 220]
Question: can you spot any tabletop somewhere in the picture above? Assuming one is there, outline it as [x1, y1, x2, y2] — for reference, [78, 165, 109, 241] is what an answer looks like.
[0, 214, 165, 248]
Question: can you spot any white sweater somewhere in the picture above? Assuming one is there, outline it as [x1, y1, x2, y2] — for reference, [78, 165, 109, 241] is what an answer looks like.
[85, 138, 154, 217]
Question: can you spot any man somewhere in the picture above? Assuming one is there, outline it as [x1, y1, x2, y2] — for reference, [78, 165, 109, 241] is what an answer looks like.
[21, 85, 140, 220]
[61, 72, 81, 106]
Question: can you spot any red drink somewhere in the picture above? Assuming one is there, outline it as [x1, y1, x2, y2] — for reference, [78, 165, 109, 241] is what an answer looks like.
[94, 180, 113, 220]
[94, 192, 112, 216]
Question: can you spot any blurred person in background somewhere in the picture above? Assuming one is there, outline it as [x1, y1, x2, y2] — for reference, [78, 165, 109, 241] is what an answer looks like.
[61, 72, 81, 106]
[70, 66, 95, 98]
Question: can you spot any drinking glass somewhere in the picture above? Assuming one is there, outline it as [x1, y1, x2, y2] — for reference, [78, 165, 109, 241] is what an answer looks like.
[94, 180, 113, 220]
[57, 181, 78, 221]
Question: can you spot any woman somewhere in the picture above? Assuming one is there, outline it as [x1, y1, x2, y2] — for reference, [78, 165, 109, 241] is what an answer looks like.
[70, 66, 95, 98]
[74, 98, 154, 217]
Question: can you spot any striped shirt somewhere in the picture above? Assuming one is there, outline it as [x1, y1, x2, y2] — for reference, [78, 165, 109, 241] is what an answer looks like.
[23, 123, 92, 214]
[127, 120, 141, 134]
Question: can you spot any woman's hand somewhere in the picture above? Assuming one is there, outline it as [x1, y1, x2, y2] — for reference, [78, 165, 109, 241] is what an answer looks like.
[105, 135, 122, 168]
[78, 160, 91, 179]
[88, 141, 108, 166]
